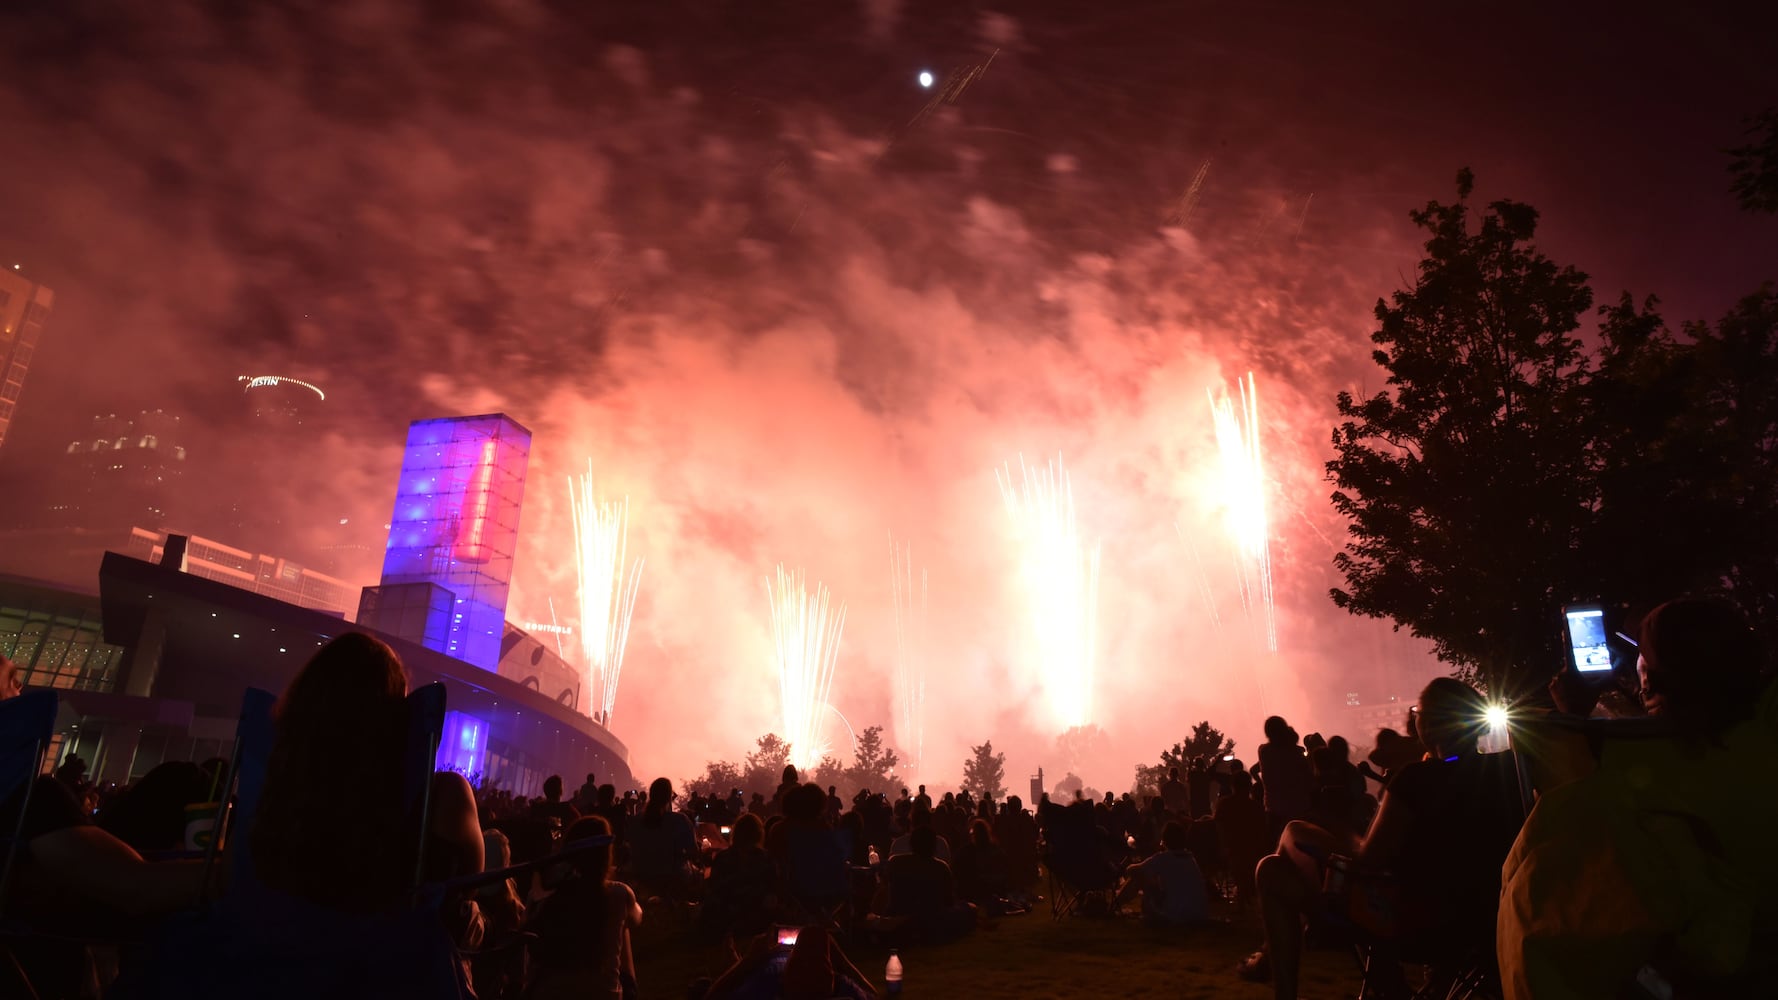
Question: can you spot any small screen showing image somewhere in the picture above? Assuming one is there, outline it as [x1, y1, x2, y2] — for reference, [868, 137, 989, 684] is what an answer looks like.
[1566, 607, 1611, 673]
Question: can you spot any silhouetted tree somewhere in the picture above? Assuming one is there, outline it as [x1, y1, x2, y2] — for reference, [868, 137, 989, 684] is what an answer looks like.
[684, 759, 744, 799]
[1328, 169, 1595, 696]
[1729, 108, 1778, 214]
[1132, 721, 1234, 798]
[844, 725, 899, 795]
[1054, 724, 1104, 772]
[961, 740, 1007, 800]
[811, 754, 847, 795]
[742, 734, 793, 795]
[1052, 771, 1084, 800]
[1589, 287, 1778, 634]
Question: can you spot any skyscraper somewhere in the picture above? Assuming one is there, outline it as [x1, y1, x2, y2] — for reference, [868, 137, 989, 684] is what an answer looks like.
[0, 266, 52, 452]
[362, 414, 531, 670]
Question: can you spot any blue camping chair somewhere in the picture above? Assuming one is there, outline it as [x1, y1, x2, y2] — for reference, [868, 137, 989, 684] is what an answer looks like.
[119, 682, 470, 1000]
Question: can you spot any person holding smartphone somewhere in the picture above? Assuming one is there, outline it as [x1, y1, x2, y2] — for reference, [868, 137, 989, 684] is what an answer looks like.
[1499, 599, 1778, 998]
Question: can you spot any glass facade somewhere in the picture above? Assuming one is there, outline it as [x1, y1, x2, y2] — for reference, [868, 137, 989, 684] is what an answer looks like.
[356, 581, 456, 651]
[437, 709, 489, 780]
[379, 414, 530, 670]
[0, 584, 121, 691]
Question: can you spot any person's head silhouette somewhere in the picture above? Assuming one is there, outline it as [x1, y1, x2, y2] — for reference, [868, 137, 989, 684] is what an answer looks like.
[1638, 597, 1768, 738]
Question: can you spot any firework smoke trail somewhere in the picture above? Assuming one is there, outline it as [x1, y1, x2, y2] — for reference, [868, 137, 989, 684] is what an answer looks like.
[995, 455, 1102, 731]
[1207, 373, 1278, 652]
[890, 535, 928, 780]
[766, 566, 848, 773]
[568, 463, 645, 723]
[1174, 523, 1222, 628]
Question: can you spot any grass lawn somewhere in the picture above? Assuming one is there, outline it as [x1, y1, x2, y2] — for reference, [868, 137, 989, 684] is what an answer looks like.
[631, 895, 1362, 1000]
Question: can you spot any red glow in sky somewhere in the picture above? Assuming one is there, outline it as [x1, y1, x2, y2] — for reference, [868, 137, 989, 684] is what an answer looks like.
[0, 1, 1771, 786]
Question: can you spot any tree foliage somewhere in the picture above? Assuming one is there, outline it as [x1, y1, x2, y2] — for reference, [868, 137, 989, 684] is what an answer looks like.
[961, 739, 1007, 800]
[683, 727, 904, 802]
[844, 725, 900, 796]
[1054, 724, 1104, 772]
[811, 754, 847, 793]
[1329, 169, 1596, 696]
[1729, 108, 1778, 214]
[683, 758, 744, 800]
[1330, 168, 1778, 696]
[1132, 721, 1234, 799]
[1051, 771, 1083, 801]
[742, 733, 793, 793]
[1589, 287, 1778, 630]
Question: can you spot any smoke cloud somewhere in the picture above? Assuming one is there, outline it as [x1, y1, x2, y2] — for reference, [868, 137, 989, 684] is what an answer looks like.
[1, 1, 1770, 790]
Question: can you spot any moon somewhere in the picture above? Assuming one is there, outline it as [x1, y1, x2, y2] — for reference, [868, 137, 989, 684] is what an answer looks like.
[918, 70, 934, 89]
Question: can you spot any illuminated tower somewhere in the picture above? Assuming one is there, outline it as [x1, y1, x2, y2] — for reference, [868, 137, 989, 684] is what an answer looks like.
[0, 266, 53, 452]
[365, 414, 531, 669]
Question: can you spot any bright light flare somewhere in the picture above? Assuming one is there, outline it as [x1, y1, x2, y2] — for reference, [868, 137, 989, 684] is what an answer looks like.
[996, 454, 1101, 731]
[918, 70, 935, 88]
[1208, 373, 1278, 652]
[1479, 703, 1513, 753]
[767, 566, 847, 772]
[890, 536, 927, 780]
[568, 464, 645, 724]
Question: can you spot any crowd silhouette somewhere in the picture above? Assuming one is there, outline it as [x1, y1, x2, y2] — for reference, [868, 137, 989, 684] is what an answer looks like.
[2, 594, 1775, 997]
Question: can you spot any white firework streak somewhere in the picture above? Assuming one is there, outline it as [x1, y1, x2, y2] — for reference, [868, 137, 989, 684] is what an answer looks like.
[568, 463, 645, 722]
[996, 454, 1102, 731]
[766, 566, 847, 773]
[890, 534, 927, 781]
[1207, 373, 1278, 653]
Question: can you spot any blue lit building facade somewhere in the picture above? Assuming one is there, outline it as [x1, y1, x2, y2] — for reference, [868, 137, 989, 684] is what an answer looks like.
[372, 414, 530, 670]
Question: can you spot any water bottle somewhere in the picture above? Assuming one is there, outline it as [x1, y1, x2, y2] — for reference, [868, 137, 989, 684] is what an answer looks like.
[885, 950, 903, 995]
[868, 846, 880, 866]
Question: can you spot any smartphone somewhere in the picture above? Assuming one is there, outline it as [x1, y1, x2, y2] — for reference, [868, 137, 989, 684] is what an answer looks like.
[720, 826, 732, 837]
[775, 926, 800, 948]
[1563, 603, 1613, 676]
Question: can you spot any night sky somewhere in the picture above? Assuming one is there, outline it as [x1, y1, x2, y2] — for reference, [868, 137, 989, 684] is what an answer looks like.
[1, 1, 1772, 783]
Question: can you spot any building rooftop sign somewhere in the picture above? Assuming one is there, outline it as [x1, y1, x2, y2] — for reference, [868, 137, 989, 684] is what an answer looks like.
[237, 375, 326, 401]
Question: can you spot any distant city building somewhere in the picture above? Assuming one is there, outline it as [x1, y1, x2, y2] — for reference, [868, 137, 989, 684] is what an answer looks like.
[0, 266, 52, 452]
[50, 410, 187, 529]
[1345, 695, 1414, 740]
[124, 526, 357, 616]
[361, 414, 530, 670]
[237, 374, 325, 429]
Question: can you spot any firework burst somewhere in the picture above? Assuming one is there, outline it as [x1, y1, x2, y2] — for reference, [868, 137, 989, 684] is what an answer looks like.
[1207, 372, 1278, 651]
[766, 565, 847, 772]
[568, 464, 645, 723]
[996, 454, 1101, 731]
[890, 535, 927, 780]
